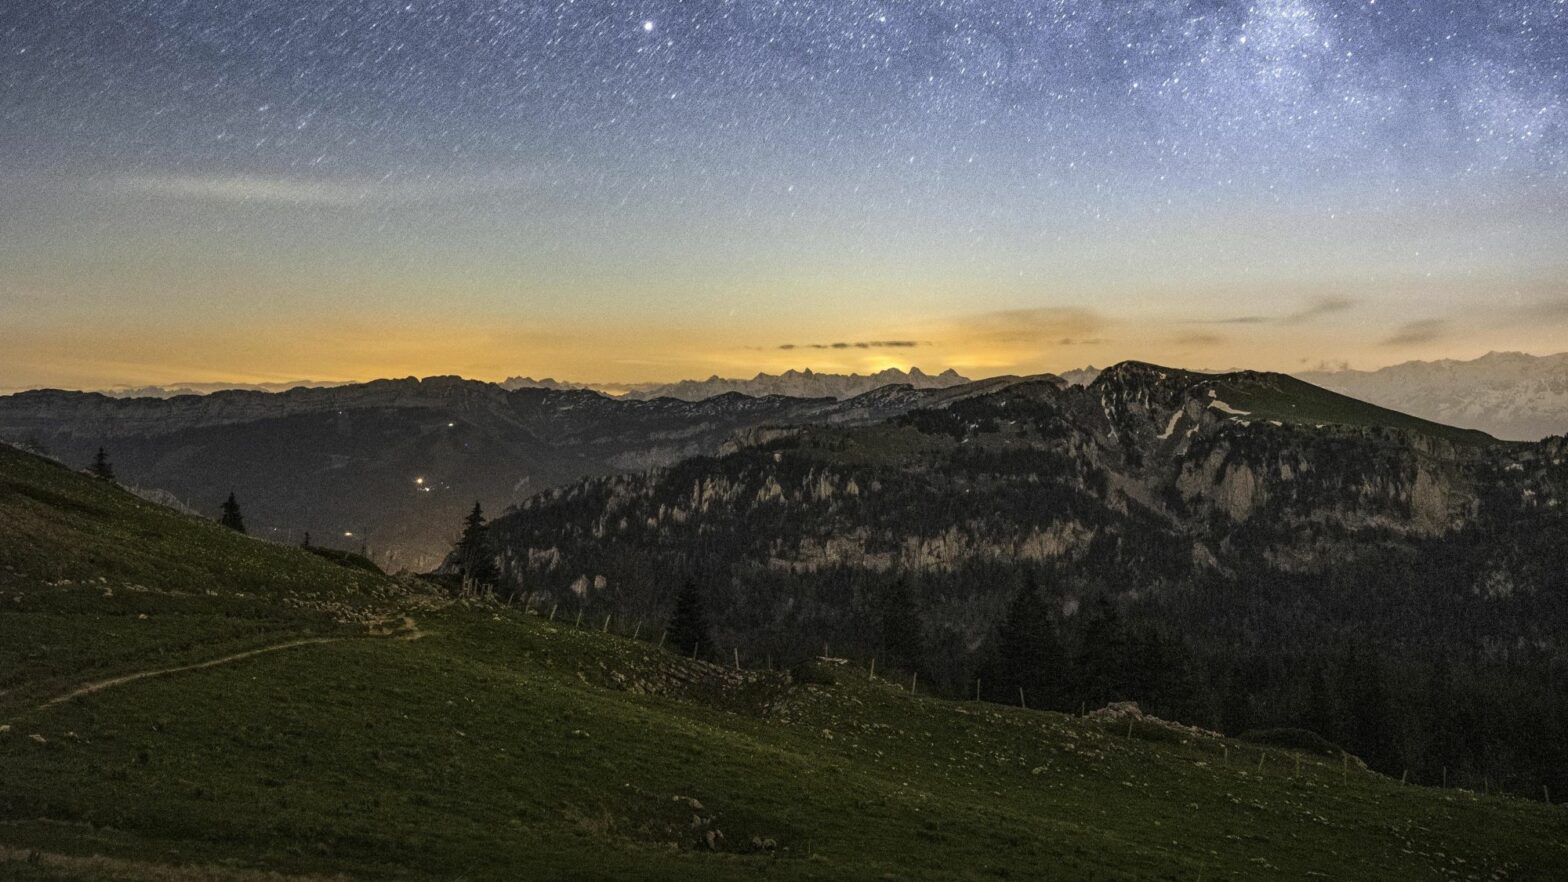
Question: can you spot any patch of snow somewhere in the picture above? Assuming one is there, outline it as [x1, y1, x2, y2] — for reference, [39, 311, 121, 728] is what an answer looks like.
[1208, 399, 1251, 416]
[1158, 411, 1183, 440]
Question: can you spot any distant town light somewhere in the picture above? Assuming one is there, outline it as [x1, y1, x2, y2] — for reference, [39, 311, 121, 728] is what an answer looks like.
[343, 531, 354, 537]
[415, 477, 425, 485]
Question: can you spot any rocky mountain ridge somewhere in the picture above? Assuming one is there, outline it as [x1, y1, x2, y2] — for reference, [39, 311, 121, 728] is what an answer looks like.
[476, 361, 1564, 687]
[0, 374, 1026, 570]
[615, 367, 971, 401]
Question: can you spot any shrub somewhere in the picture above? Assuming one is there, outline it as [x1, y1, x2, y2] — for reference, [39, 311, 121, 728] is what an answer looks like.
[1240, 728, 1347, 758]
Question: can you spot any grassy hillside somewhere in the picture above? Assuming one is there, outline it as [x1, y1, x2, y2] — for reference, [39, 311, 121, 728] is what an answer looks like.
[1, 443, 1564, 881]
[1200, 371, 1499, 446]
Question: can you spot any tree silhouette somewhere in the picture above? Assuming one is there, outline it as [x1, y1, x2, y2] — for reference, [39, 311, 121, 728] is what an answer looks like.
[987, 575, 1065, 707]
[880, 578, 924, 676]
[453, 502, 498, 585]
[219, 492, 246, 533]
[89, 447, 115, 481]
[1074, 594, 1128, 707]
[667, 579, 714, 660]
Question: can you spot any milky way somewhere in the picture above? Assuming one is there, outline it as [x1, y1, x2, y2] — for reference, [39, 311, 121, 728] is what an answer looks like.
[1, 1, 1565, 386]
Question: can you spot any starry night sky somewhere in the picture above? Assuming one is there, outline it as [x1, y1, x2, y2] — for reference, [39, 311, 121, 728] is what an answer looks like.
[2, 1, 1565, 388]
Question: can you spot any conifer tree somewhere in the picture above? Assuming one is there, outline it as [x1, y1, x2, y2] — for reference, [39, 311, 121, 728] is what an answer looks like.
[988, 575, 1065, 707]
[1074, 594, 1128, 707]
[880, 577, 924, 675]
[667, 579, 714, 660]
[218, 492, 246, 533]
[454, 502, 498, 585]
[89, 447, 115, 481]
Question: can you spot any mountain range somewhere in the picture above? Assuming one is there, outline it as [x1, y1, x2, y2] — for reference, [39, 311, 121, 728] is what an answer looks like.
[0, 375, 1004, 570]
[41, 353, 1568, 442]
[470, 361, 1568, 793]
[615, 367, 971, 401]
[1297, 351, 1568, 442]
[4, 358, 1568, 802]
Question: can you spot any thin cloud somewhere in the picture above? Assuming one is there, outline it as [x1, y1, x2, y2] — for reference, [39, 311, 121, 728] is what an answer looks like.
[1382, 319, 1449, 346]
[943, 307, 1109, 347]
[779, 340, 923, 351]
[1518, 297, 1568, 321]
[1281, 296, 1358, 325]
[1190, 315, 1271, 325]
[103, 169, 563, 207]
[1192, 296, 1357, 326]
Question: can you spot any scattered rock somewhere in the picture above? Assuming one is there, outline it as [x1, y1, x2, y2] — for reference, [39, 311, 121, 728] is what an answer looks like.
[1088, 701, 1222, 740]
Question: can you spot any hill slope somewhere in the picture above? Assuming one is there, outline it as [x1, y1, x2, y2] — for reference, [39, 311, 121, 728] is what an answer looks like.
[3, 443, 1565, 880]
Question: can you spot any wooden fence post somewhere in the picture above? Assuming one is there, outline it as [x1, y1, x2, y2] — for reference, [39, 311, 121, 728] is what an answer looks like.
[1257, 752, 1266, 774]
[574, 609, 583, 628]
[975, 679, 981, 702]
[602, 613, 611, 633]
[1019, 687, 1028, 710]
[657, 629, 667, 649]
[548, 603, 557, 622]
[632, 620, 642, 640]
[733, 647, 741, 670]
[910, 672, 918, 694]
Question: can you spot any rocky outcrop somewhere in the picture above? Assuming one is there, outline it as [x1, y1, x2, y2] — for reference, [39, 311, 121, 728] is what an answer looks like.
[477, 361, 1566, 655]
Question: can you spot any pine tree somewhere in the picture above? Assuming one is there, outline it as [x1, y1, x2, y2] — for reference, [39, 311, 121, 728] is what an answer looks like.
[1074, 594, 1128, 707]
[453, 502, 498, 585]
[667, 579, 714, 660]
[880, 578, 924, 675]
[1343, 648, 1397, 773]
[90, 447, 115, 481]
[988, 575, 1065, 707]
[218, 492, 246, 533]
[301, 531, 312, 548]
